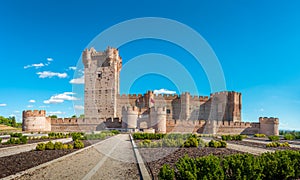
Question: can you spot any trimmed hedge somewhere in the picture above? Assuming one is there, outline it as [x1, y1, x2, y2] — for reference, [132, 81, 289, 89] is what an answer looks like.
[268, 135, 280, 141]
[284, 134, 295, 140]
[74, 139, 84, 149]
[159, 150, 300, 180]
[266, 142, 290, 148]
[254, 134, 266, 138]
[208, 140, 227, 148]
[133, 133, 166, 140]
[221, 135, 245, 141]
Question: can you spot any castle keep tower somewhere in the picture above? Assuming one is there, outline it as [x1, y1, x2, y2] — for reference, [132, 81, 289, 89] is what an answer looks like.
[22, 110, 51, 132]
[83, 47, 122, 120]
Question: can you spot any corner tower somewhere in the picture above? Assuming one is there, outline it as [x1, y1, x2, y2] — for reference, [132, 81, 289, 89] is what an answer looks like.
[83, 47, 122, 119]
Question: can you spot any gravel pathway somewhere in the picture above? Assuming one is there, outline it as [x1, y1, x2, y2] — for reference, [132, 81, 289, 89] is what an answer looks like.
[0, 138, 72, 158]
[13, 134, 139, 180]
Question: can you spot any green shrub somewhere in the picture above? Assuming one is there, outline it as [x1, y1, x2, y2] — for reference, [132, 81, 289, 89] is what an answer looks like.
[62, 144, 69, 149]
[45, 141, 54, 150]
[111, 130, 120, 135]
[74, 139, 84, 149]
[20, 136, 28, 144]
[208, 140, 226, 148]
[132, 133, 165, 140]
[221, 134, 245, 141]
[36, 143, 46, 151]
[68, 144, 74, 149]
[268, 135, 280, 141]
[284, 134, 295, 140]
[10, 133, 22, 138]
[54, 142, 63, 150]
[158, 164, 175, 180]
[5, 137, 21, 144]
[183, 137, 199, 148]
[266, 142, 290, 148]
[159, 150, 300, 180]
[0, 138, 2, 143]
[71, 132, 84, 141]
[254, 134, 266, 138]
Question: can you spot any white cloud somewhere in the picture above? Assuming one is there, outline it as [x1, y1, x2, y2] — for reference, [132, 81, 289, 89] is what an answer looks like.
[153, 89, 176, 95]
[70, 76, 84, 84]
[74, 105, 84, 110]
[69, 66, 77, 70]
[29, 99, 36, 103]
[14, 110, 20, 113]
[24, 63, 45, 69]
[47, 57, 53, 61]
[47, 111, 65, 115]
[0, 103, 7, 107]
[37, 71, 67, 78]
[27, 105, 34, 108]
[44, 92, 79, 104]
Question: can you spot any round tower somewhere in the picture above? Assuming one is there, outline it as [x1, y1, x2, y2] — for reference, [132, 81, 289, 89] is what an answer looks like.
[150, 106, 167, 133]
[22, 110, 51, 132]
[122, 106, 139, 129]
[259, 117, 279, 136]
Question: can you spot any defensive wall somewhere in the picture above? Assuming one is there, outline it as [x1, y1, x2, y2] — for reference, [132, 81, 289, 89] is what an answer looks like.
[23, 110, 278, 135]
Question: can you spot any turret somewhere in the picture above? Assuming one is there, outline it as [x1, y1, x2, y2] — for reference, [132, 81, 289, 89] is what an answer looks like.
[122, 105, 139, 129]
[259, 117, 279, 136]
[150, 106, 167, 133]
[180, 92, 190, 120]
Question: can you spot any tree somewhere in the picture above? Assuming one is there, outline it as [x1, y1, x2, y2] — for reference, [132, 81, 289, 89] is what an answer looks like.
[79, 114, 85, 118]
[71, 115, 77, 118]
[49, 115, 57, 118]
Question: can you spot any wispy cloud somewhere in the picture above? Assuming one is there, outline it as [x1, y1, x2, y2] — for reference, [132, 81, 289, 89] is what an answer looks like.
[47, 111, 65, 115]
[27, 105, 34, 108]
[29, 99, 36, 103]
[153, 89, 176, 95]
[0, 103, 7, 107]
[24, 57, 54, 69]
[24, 63, 45, 69]
[37, 71, 67, 78]
[74, 105, 84, 110]
[44, 92, 79, 104]
[69, 66, 77, 71]
[69, 75, 84, 84]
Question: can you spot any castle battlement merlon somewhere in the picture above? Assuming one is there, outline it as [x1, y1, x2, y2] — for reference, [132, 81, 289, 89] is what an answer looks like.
[23, 110, 46, 118]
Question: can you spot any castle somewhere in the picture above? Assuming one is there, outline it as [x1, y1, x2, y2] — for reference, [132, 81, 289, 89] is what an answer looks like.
[22, 47, 279, 135]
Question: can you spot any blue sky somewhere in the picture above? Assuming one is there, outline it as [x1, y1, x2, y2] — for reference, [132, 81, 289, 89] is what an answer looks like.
[0, 0, 300, 130]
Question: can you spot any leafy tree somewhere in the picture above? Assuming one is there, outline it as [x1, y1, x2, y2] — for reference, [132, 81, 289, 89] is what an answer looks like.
[49, 115, 57, 118]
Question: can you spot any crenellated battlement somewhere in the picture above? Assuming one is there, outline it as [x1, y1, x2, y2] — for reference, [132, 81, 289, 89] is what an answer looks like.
[150, 106, 167, 114]
[23, 110, 46, 118]
[259, 117, 279, 124]
[122, 105, 139, 113]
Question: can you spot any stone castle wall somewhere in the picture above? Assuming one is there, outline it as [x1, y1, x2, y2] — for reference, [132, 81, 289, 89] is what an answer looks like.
[22, 110, 51, 132]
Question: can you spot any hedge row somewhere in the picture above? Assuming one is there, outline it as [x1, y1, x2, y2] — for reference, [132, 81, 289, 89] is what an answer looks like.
[268, 135, 280, 141]
[159, 150, 300, 180]
[254, 134, 266, 138]
[221, 135, 246, 141]
[138, 137, 206, 148]
[133, 133, 166, 140]
[266, 142, 290, 148]
[35, 140, 84, 151]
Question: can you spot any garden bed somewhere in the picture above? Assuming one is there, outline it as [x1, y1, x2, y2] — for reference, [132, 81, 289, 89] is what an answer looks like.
[225, 140, 300, 150]
[0, 138, 69, 149]
[0, 140, 100, 178]
[139, 147, 245, 179]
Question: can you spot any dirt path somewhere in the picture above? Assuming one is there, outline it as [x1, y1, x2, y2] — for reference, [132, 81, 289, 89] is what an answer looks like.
[13, 134, 139, 180]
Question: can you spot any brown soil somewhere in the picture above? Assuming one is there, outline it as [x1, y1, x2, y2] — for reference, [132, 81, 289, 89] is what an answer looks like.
[0, 140, 100, 178]
[139, 147, 245, 179]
